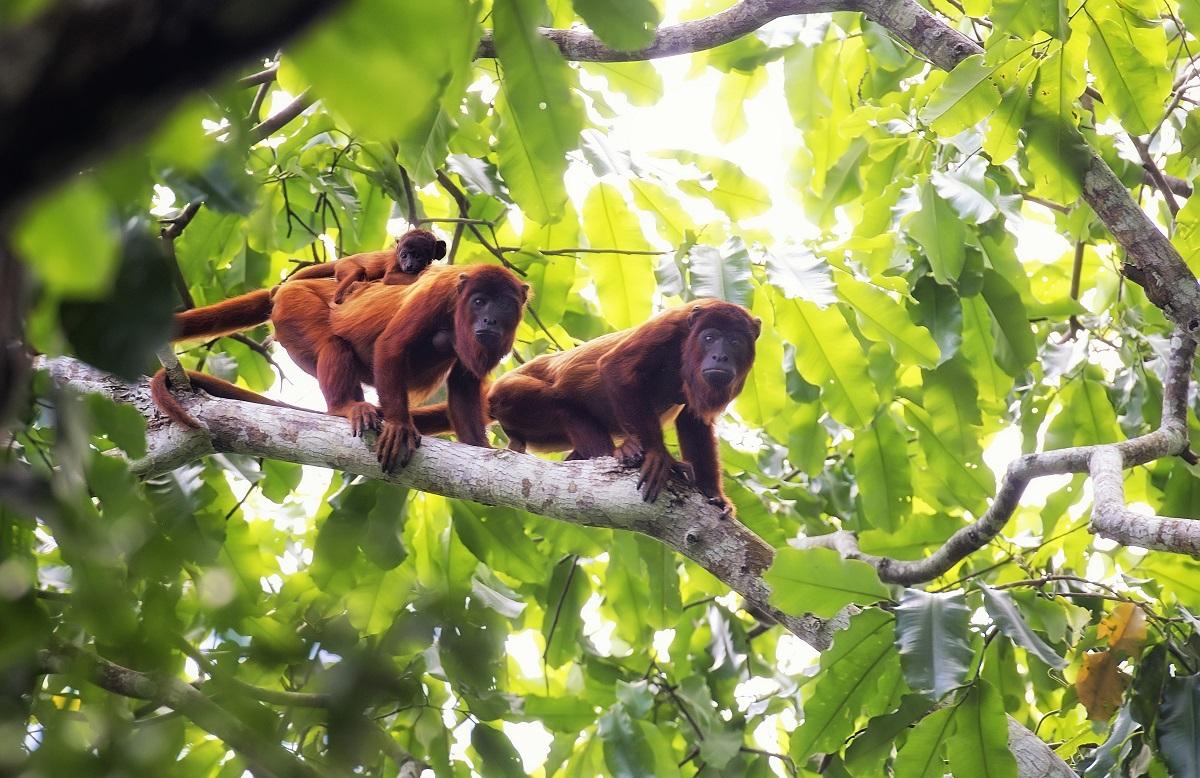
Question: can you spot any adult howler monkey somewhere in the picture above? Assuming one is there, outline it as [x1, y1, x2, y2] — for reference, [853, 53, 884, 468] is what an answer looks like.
[413, 299, 760, 511]
[153, 264, 527, 472]
[287, 228, 446, 304]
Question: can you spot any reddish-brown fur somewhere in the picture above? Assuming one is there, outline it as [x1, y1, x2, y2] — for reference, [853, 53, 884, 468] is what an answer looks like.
[155, 264, 526, 472]
[150, 369, 311, 428]
[413, 299, 760, 511]
[287, 229, 446, 304]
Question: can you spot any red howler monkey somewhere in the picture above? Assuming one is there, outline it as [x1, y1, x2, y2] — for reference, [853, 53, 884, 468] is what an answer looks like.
[412, 300, 760, 511]
[287, 228, 446, 304]
[153, 264, 528, 472]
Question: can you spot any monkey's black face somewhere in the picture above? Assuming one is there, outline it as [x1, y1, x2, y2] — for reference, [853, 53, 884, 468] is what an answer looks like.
[696, 326, 752, 387]
[395, 231, 448, 274]
[468, 289, 522, 346]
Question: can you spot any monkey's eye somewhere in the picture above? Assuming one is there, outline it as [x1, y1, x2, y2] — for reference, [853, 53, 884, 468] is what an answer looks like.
[400, 252, 409, 259]
[704, 333, 715, 343]
[473, 296, 486, 307]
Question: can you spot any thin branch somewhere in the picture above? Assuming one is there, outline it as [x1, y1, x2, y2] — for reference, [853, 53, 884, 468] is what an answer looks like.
[39, 354, 842, 651]
[474, 0, 855, 61]
[249, 88, 315, 143]
[160, 200, 202, 308]
[238, 65, 279, 88]
[795, 330, 1198, 583]
[38, 644, 317, 778]
[1131, 136, 1180, 217]
[499, 246, 670, 256]
[1068, 240, 1085, 337]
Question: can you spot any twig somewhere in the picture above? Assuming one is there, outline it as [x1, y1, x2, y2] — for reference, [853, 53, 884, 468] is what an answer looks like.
[159, 201, 202, 309]
[1068, 240, 1084, 337]
[499, 246, 670, 256]
[398, 165, 419, 225]
[238, 65, 279, 88]
[249, 88, 315, 143]
[1131, 136, 1180, 217]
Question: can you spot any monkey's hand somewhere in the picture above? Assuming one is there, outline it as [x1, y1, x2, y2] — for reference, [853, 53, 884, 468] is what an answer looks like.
[615, 438, 645, 467]
[376, 419, 421, 472]
[637, 450, 692, 503]
[703, 493, 736, 519]
[345, 402, 381, 437]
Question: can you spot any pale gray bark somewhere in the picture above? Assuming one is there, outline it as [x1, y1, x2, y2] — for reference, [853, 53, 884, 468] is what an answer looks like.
[797, 331, 1198, 582]
[39, 355, 843, 651]
[1007, 716, 1078, 778]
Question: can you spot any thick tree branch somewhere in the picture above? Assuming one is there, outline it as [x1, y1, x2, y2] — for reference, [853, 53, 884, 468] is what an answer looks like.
[798, 331, 1197, 583]
[38, 645, 316, 778]
[37, 355, 842, 650]
[0, 0, 341, 227]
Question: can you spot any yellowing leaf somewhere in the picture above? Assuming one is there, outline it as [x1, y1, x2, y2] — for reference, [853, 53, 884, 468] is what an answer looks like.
[1076, 651, 1128, 721]
[1098, 603, 1148, 658]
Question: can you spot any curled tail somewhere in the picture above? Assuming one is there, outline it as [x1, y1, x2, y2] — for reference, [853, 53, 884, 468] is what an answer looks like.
[174, 288, 274, 342]
[151, 369, 311, 428]
[411, 402, 452, 435]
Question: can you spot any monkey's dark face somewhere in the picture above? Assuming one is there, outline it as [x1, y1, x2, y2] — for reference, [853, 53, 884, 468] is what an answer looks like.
[395, 230, 448, 274]
[694, 326, 754, 388]
[466, 287, 523, 346]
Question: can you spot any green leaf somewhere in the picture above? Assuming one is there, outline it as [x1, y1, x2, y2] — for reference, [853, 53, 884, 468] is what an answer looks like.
[906, 181, 966, 285]
[452, 502, 547, 584]
[980, 270, 1035, 376]
[734, 290, 787, 428]
[946, 682, 1018, 778]
[836, 273, 941, 367]
[893, 707, 955, 778]
[688, 238, 753, 306]
[493, 0, 586, 224]
[894, 588, 974, 700]
[673, 152, 771, 219]
[585, 61, 664, 106]
[978, 584, 1068, 669]
[1081, 3, 1170, 135]
[629, 180, 693, 245]
[852, 409, 913, 533]
[290, 0, 479, 148]
[791, 609, 905, 759]
[606, 532, 652, 645]
[984, 62, 1037, 164]
[345, 564, 416, 635]
[472, 723, 525, 778]
[713, 68, 767, 142]
[259, 460, 302, 504]
[599, 708, 656, 777]
[931, 156, 1006, 225]
[919, 54, 1002, 136]
[635, 535, 681, 630]
[766, 547, 890, 618]
[85, 394, 147, 459]
[583, 184, 655, 329]
[1024, 39, 1087, 205]
[572, 0, 659, 51]
[914, 358, 994, 514]
[775, 295, 879, 428]
[16, 177, 118, 298]
[911, 278, 962, 365]
[1158, 674, 1200, 777]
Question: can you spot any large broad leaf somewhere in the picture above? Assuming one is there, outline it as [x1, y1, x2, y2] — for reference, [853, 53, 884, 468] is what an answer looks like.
[605, 532, 652, 645]
[906, 181, 966, 285]
[15, 176, 118, 298]
[713, 68, 767, 142]
[791, 609, 906, 760]
[910, 359, 993, 515]
[836, 272, 941, 367]
[688, 237, 753, 305]
[1024, 38, 1088, 205]
[471, 723, 525, 778]
[1158, 674, 1200, 777]
[672, 151, 771, 219]
[585, 61, 664, 106]
[290, 0, 479, 152]
[598, 708, 657, 777]
[980, 270, 1035, 376]
[541, 556, 590, 668]
[946, 682, 1018, 778]
[931, 156, 1008, 225]
[894, 588, 974, 700]
[572, 0, 659, 51]
[634, 535, 681, 630]
[766, 247, 838, 305]
[345, 564, 417, 635]
[1080, 3, 1170, 135]
[893, 707, 954, 778]
[583, 183, 655, 329]
[1077, 651, 1128, 721]
[978, 584, 1067, 669]
[734, 290, 787, 428]
[766, 547, 891, 618]
[775, 294, 879, 427]
[493, 0, 586, 224]
[919, 54, 1001, 136]
[629, 180, 693, 244]
[451, 502, 547, 584]
[852, 409, 913, 533]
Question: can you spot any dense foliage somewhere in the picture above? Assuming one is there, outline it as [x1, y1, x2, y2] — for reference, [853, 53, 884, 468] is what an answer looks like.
[5, 0, 1200, 775]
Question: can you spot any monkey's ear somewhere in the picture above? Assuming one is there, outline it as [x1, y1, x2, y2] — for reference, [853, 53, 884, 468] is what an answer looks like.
[520, 283, 531, 303]
[751, 316, 763, 339]
[457, 272, 469, 293]
[687, 305, 704, 328]
[434, 240, 447, 260]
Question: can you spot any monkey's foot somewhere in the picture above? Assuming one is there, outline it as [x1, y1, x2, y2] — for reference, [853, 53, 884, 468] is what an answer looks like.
[376, 420, 421, 472]
[342, 402, 381, 437]
[637, 450, 692, 503]
[615, 438, 645, 467]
